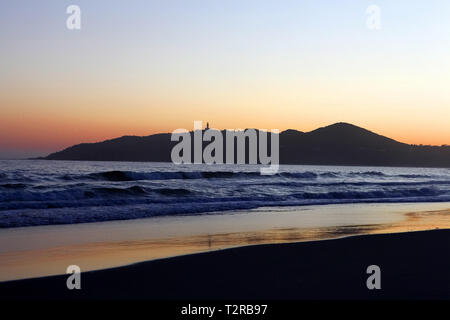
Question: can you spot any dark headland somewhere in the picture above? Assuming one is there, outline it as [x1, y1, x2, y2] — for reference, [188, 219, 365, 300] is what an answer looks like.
[40, 123, 450, 167]
[1, 229, 449, 300]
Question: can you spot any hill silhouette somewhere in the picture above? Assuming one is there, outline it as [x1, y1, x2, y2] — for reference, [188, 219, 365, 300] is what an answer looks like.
[42, 122, 450, 167]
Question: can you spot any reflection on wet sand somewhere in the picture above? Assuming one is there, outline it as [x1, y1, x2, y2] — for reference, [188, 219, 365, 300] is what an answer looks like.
[0, 207, 449, 281]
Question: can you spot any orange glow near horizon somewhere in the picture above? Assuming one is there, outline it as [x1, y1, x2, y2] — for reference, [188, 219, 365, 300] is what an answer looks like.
[1, 107, 448, 156]
[2, 76, 450, 155]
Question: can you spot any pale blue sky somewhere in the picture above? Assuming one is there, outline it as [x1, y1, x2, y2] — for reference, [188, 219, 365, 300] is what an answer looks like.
[1, 1, 449, 158]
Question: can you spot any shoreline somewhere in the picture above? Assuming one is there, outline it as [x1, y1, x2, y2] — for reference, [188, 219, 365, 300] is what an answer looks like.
[1, 229, 449, 300]
[0, 202, 449, 282]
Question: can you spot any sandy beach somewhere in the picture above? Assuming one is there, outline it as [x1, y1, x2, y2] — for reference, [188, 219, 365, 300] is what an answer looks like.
[1, 228, 449, 300]
[0, 202, 449, 300]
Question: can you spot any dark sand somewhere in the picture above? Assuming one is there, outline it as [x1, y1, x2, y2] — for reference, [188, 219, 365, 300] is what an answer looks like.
[1, 229, 449, 300]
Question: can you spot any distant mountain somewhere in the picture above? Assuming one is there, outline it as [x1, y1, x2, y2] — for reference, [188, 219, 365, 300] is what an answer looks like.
[42, 122, 450, 167]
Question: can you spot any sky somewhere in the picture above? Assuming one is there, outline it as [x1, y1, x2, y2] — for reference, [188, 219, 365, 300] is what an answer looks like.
[1, 0, 449, 158]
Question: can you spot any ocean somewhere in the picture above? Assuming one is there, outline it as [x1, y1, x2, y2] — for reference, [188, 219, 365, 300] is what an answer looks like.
[0, 160, 449, 228]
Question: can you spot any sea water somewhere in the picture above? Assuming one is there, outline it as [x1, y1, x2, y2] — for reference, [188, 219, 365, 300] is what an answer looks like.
[0, 160, 449, 228]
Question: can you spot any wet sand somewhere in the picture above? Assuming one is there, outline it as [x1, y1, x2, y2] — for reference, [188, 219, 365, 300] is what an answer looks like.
[0, 202, 449, 282]
[1, 229, 449, 300]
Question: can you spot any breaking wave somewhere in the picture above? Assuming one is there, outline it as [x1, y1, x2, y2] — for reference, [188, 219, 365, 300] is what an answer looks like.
[57, 170, 438, 182]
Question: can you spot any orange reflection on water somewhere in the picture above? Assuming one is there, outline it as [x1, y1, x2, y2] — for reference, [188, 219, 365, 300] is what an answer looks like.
[0, 208, 449, 281]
